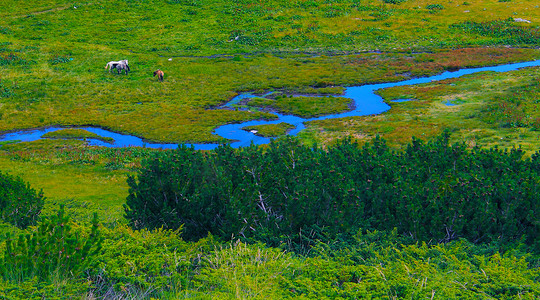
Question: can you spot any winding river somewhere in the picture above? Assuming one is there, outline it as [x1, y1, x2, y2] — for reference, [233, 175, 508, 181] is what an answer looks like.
[1, 60, 539, 150]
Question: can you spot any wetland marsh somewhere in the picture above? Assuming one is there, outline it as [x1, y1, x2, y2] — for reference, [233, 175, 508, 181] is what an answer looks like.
[2, 58, 539, 149]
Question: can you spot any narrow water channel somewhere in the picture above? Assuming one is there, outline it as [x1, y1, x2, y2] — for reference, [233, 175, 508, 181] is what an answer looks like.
[1, 60, 539, 150]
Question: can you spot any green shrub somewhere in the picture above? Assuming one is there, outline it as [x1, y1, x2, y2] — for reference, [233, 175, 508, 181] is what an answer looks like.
[0, 81, 15, 98]
[125, 133, 540, 251]
[0, 53, 30, 66]
[426, 4, 444, 11]
[0, 205, 102, 283]
[190, 230, 540, 298]
[383, 0, 406, 4]
[48, 54, 71, 65]
[0, 277, 90, 300]
[0, 171, 44, 228]
[88, 225, 216, 298]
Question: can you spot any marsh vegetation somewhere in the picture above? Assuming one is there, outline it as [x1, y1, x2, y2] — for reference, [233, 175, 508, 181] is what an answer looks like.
[0, 0, 540, 298]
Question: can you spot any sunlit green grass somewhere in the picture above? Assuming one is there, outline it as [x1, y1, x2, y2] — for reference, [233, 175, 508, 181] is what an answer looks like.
[0, 140, 142, 223]
[248, 94, 352, 118]
[304, 65, 540, 155]
[0, 155, 130, 223]
[42, 128, 114, 142]
[1, 0, 539, 144]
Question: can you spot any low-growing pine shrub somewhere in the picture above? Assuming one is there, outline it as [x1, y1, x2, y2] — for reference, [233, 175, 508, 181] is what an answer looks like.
[0, 205, 102, 282]
[0, 171, 44, 228]
[125, 133, 540, 251]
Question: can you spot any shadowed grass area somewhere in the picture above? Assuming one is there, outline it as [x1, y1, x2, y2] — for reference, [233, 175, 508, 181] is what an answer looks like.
[242, 122, 295, 137]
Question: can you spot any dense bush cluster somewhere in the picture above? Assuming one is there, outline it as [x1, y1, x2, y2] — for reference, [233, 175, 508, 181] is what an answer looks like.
[1, 206, 102, 282]
[0, 171, 44, 228]
[125, 133, 539, 250]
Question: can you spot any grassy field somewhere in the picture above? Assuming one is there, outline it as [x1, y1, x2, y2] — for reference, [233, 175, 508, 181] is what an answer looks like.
[0, 0, 538, 234]
[304, 63, 540, 154]
[247, 94, 353, 117]
[0, 0, 538, 235]
[242, 122, 295, 137]
[0, 0, 540, 297]
[0, 0, 539, 144]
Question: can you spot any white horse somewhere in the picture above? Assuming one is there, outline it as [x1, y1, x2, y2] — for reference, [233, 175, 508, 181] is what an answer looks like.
[115, 61, 130, 75]
[105, 60, 129, 73]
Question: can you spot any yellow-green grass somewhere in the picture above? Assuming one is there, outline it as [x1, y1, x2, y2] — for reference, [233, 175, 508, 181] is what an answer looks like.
[0, 140, 136, 223]
[1, 0, 539, 145]
[0, 155, 130, 223]
[1, 47, 538, 145]
[248, 95, 353, 118]
[242, 122, 295, 137]
[302, 65, 540, 156]
[1, 0, 538, 55]
[42, 128, 114, 143]
[296, 86, 346, 95]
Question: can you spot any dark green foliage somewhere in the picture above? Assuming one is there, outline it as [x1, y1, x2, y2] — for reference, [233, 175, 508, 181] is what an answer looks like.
[0, 81, 16, 98]
[0, 171, 44, 228]
[451, 19, 540, 45]
[283, 231, 540, 298]
[0, 205, 102, 282]
[426, 4, 444, 11]
[125, 133, 540, 251]
[0, 53, 29, 66]
[383, 0, 406, 4]
[48, 54, 71, 65]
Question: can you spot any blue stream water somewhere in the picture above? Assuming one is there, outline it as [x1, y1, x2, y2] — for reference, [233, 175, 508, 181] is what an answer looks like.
[1, 60, 539, 150]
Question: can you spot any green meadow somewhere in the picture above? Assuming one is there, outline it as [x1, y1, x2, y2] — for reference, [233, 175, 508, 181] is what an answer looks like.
[242, 122, 295, 137]
[0, 0, 540, 298]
